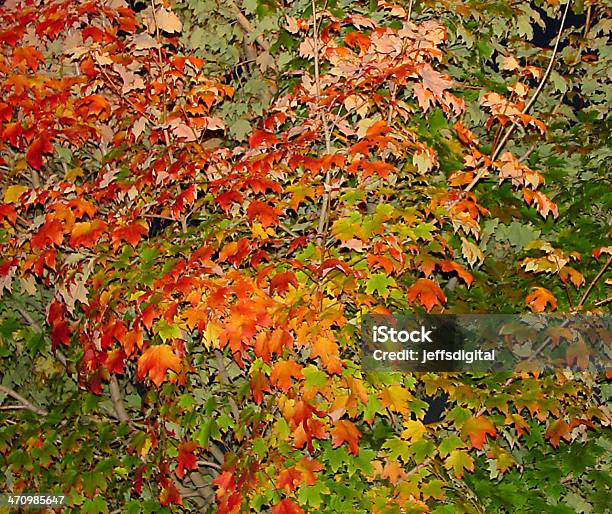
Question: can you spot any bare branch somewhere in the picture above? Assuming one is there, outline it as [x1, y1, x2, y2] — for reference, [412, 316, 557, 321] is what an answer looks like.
[0, 385, 48, 416]
[108, 376, 134, 429]
[464, 0, 572, 193]
[227, 0, 271, 53]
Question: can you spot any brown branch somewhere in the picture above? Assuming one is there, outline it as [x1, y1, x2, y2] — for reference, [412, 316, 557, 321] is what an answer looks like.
[108, 376, 133, 428]
[214, 350, 240, 422]
[463, 0, 572, 193]
[0, 385, 48, 416]
[227, 0, 271, 53]
[578, 256, 611, 308]
[528, 256, 610, 360]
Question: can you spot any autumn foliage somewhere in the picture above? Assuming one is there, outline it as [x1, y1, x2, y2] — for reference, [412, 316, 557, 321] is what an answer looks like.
[0, 0, 610, 512]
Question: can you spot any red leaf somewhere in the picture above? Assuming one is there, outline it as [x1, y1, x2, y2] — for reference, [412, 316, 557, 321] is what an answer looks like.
[249, 129, 279, 148]
[246, 200, 279, 228]
[269, 271, 298, 295]
[407, 278, 446, 312]
[159, 482, 182, 506]
[111, 221, 148, 250]
[272, 499, 304, 514]
[216, 190, 243, 211]
[176, 441, 199, 479]
[31, 219, 63, 250]
[0, 204, 17, 225]
[137, 344, 182, 387]
[331, 419, 362, 455]
[26, 132, 54, 170]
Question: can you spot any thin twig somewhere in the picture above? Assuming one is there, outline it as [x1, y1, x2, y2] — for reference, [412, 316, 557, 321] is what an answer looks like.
[578, 256, 611, 307]
[463, 0, 572, 193]
[407, 0, 415, 20]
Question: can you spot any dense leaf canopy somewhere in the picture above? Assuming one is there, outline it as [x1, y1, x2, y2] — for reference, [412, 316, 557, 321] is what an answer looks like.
[0, 0, 610, 512]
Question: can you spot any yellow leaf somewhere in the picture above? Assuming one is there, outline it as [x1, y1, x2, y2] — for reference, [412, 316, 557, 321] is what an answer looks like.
[401, 420, 426, 443]
[4, 185, 28, 203]
[379, 384, 412, 415]
[202, 320, 222, 349]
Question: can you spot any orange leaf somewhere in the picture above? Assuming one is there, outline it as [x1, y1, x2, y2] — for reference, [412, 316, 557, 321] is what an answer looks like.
[246, 200, 279, 228]
[272, 499, 304, 514]
[525, 287, 557, 312]
[12, 46, 44, 72]
[69, 220, 107, 248]
[407, 278, 446, 312]
[137, 344, 182, 387]
[111, 221, 148, 250]
[270, 359, 303, 392]
[277, 467, 303, 493]
[461, 416, 496, 449]
[331, 419, 362, 455]
[545, 418, 571, 448]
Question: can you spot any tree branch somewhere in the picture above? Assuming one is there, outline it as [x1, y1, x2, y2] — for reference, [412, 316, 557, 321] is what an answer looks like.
[108, 376, 133, 428]
[464, 0, 572, 193]
[578, 256, 611, 308]
[227, 0, 271, 53]
[214, 350, 240, 422]
[0, 385, 48, 416]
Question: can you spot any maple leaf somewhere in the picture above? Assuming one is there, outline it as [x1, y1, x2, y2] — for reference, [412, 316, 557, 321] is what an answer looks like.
[0, 204, 17, 225]
[379, 385, 411, 415]
[12, 46, 44, 72]
[30, 219, 64, 250]
[215, 190, 243, 212]
[295, 457, 323, 485]
[26, 132, 54, 170]
[159, 482, 182, 506]
[270, 359, 303, 392]
[407, 278, 446, 312]
[249, 129, 279, 148]
[331, 419, 362, 455]
[246, 200, 279, 228]
[444, 449, 475, 479]
[250, 368, 270, 404]
[272, 499, 304, 514]
[69, 220, 107, 248]
[137, 344, 182, 387]
[144, 6, 182, 34]
[277, 467, 303, 493]
[461, 416, 496, 449]
[176, 441, 199, 479]
[525, 287, 557, 312]
[111, 221, 148, 250]
[545, 418, 571, 447]
[269, 271, 298, 295]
